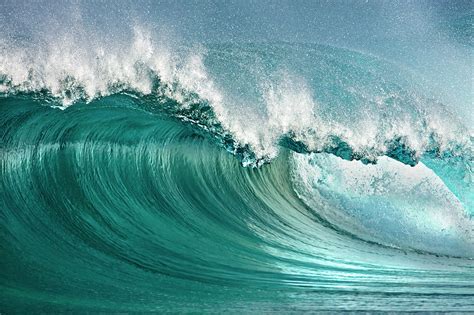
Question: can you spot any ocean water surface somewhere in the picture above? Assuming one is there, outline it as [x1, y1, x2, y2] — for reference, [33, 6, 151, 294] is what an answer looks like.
[1, 0, 473, 312]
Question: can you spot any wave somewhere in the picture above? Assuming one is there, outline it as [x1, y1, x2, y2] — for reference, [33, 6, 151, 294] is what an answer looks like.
[1, 30, 473, 312]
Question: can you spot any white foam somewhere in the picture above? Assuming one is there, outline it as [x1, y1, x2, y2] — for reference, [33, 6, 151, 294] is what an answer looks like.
[0, 28, 470, 163]
[290, 152, 474, 257]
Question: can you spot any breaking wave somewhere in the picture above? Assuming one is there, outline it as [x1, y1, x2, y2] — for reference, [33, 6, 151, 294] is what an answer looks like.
[1, 26, 473, 312]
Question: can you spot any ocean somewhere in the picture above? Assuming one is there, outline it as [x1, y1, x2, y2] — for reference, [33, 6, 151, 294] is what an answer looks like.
[1, 1, 473, 312]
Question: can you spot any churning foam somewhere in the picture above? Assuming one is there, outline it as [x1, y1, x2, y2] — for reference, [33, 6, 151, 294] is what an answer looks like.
[0, 26, 471, 165]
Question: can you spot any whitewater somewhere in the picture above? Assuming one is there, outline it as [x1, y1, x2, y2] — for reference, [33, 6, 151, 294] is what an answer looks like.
[1, 0, 473, 312]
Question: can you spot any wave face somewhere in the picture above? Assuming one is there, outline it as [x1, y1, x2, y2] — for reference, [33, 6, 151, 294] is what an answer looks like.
[1, 3, 474, 312]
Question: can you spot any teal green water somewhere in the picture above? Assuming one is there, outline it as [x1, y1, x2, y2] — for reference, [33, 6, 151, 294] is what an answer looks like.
[1, 14, 473, 311]
[1, 90, 473, 312]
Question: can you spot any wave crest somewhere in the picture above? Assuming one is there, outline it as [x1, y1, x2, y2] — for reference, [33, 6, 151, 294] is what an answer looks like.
[1, 30, 471, 167]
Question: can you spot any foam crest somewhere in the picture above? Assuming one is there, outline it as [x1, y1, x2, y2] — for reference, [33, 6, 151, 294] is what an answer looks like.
[0, 27, 200, 107]
[0, 34, 471, 166]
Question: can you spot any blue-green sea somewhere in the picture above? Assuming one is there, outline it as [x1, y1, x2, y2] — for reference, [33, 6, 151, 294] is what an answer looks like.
[1, 1, 473, 312]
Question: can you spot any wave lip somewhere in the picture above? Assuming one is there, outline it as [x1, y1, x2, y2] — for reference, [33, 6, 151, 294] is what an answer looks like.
[1, 42, 472, 168]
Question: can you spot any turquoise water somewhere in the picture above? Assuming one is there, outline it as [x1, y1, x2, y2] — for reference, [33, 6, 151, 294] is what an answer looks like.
[1, 2, 474, 313]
